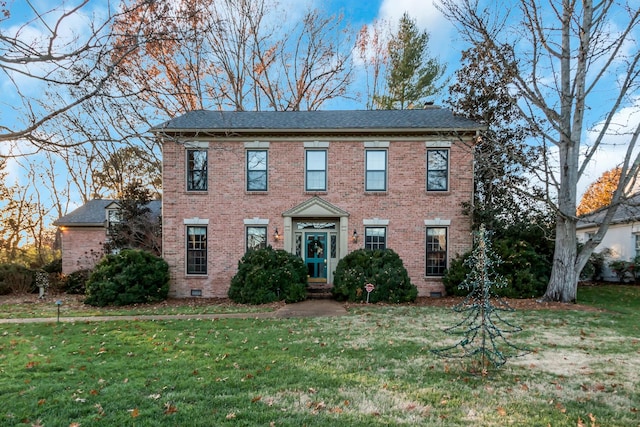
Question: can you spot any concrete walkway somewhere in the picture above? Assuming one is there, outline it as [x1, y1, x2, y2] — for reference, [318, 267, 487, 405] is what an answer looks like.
[0, 299, 348, 324]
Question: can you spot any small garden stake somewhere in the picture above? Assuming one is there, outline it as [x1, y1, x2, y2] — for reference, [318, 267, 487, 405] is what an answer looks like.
[56, 300, 62, 323]
[432, 225, 528, 373]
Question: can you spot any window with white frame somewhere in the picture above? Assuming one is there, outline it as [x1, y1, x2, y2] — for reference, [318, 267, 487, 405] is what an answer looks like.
[187, 149, 208, 191]
[365, 227, 387, 250]
[426, 227, 447, 276]
[427, 149, 449, 191]
[305, 150, 327, 191]
[247, 150, 268, 191]
[365, 149, 387, 191]
[186, 226, 207, 274]
[246, 226, 267, 251]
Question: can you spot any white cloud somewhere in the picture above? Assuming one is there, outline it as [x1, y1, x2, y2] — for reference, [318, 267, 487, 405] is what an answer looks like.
[377, 0, 458, 51]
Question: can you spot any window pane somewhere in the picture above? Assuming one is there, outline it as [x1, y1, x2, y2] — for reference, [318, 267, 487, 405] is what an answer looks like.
[246, 226, 267, 251]
[366, 150, 387, 191]
[187, 226, 207, 274]
[306, 171, 326, 190]
[426, 227, 447, 276]
[365, 227, 386, 250]
[366, 171, 386, 191]
[306, 150, 326, 191]
[247, 150, 268, 191]
[187, 150, 208, 191]
[427, 149, 448, 191]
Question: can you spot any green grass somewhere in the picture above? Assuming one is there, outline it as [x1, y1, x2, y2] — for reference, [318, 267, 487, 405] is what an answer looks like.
[0, 297, 274, 319]
[1, 285, 639, 426]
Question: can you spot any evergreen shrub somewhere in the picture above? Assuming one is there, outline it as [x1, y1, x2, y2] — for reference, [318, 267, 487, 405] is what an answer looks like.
[0, 264, 35, 294]
[444, 236, 551, 298]
[64, 269, 93, 295]
[332, 248, 417, 303]
[84, 249, 169, 306]
[228, 247, 307, 304]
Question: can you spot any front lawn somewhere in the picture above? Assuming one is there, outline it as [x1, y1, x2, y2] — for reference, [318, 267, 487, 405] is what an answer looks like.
[0, 285, 638, 426]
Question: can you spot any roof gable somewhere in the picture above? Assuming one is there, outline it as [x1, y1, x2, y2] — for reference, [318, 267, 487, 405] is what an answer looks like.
[54, 199, 162, 227]
[283, 197, 349, 218]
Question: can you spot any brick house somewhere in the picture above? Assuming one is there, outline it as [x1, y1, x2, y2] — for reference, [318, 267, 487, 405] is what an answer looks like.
[151, 108, 482, 298]
[54, 199, 162, 274]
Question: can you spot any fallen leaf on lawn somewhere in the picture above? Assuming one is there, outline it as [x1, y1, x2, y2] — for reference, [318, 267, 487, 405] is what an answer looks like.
[226, 413, 236, 419]
[252, 395, 262, 403]
[69, 423, 81, 427]
[130, 408, 139, 418]
[497, 407, 507, 416]
[164, 403, 178, 414]
[38, 399, 46, 406]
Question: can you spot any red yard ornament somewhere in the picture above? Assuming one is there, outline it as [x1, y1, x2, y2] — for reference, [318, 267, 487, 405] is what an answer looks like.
[364, 283, 375, 303]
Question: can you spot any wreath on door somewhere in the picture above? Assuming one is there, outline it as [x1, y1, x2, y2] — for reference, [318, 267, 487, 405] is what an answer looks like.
[309, 238, 324, 257]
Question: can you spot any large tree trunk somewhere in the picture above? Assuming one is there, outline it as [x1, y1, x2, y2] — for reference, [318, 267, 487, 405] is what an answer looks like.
[542, 215, 578, 303]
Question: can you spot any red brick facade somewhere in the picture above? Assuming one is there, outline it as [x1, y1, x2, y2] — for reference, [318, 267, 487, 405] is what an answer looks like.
[161, 135, 475, 298]
[59, 227, 105, 274]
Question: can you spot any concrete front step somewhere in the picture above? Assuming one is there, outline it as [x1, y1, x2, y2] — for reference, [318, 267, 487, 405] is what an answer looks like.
[307, 284, 333, 299]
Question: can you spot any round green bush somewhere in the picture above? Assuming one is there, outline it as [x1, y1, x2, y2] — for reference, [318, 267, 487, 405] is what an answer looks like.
[332, 249, 417, 303]
[228, 247, 307, 304]
[84, 249, 169, 307]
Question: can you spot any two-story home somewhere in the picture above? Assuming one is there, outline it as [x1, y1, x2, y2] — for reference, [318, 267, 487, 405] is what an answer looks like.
[150, 108, 482, 298]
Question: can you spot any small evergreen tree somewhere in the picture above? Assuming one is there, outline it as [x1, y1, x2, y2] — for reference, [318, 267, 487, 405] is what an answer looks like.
[433, 225, 528, 372]
[373, 13, 445, 109]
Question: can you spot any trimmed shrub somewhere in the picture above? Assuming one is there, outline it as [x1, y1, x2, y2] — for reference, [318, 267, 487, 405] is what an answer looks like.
[64, 269, 93, 295]
[0, 264, 35, 294]
[228, 247, 307, 304]
[84, 249, 169, 307]
[444, 236, 551, 298]
[332, 249, 417, 303]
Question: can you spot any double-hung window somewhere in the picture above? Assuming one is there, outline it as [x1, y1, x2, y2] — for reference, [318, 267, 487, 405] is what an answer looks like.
[187, 149, 208, 191]
[186, 226, 207, 274]
[246, 226, 267, 251]
[426, 227, 447, 276]
[247, 150, 268, 191]
[365, 150, 387, 191]
[365, 227, 387, 250]
[305, 150, 327, 191]
[427, 149, 449, 191]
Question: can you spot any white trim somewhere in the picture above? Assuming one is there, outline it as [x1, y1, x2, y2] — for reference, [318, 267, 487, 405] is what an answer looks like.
[364, 140, 390, 148]
[184, 141, 210, 149]
[304, 141, 330, 148]
[425, 140, 452, 148]
[244, 141, 270, 149]
[363, 218, 389, 226]
[424, 218, 451, 226]
[184, 218, 209, 225]
[244, 218, 269, 225]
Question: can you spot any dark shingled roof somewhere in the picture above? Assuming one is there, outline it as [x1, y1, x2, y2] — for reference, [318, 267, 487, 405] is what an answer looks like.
[54, 199, 161, 227]
[150, 109, 484, 133]
[577, 193, 640, 228]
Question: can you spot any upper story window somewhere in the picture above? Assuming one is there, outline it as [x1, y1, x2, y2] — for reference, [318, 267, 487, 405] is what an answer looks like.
[305, 150, 327, 191]
[246, 226, 267, 251]
[366, 149, 387, 191]
[426, 227, 447, 276]
[247, 150, 268, 191]
[187, 149, 208, 191]
[186, 226, 207, 274]
[365, 227, 387, 250]
[427, 149, 449, 191]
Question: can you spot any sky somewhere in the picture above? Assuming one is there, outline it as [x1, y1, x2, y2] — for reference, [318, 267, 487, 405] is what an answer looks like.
[1, 0, 639, 223]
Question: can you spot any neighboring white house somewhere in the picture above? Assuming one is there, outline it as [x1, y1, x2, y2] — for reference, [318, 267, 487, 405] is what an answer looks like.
[577, 193, 640, 281]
